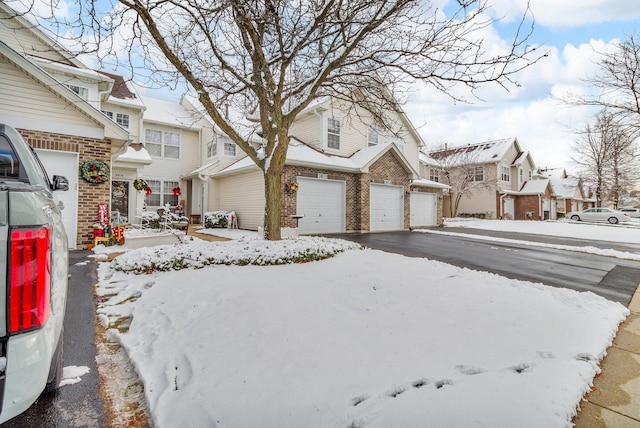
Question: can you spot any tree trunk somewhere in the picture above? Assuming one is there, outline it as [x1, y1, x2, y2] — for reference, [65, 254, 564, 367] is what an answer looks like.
[263, 168, 283, 240]
[262, 137, 289, 241]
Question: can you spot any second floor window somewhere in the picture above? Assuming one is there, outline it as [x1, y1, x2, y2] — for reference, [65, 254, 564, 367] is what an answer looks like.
[429, 168, 439, 182]
[64, 83, 88, 100]
[470, 165, 484, 182]
[207, 140, 217, 158]
[367, 127, 379, 146]
[116, 113, 130, 129]
[145, 129, 180, 159]
[327, 117, 340, 150]
[501, 164, 510, 182]
[224, 142, 236, 156]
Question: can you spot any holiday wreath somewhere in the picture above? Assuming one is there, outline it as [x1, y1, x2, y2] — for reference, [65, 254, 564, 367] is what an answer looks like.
[133, 178, 148, 191]
[80, 160, 109, 184]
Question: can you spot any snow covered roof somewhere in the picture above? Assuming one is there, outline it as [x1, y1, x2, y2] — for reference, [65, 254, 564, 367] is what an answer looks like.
[538, 168, 567, 179]
[211, 139, 418, 178]
[182, 160, 221, 179]
[411, 179, 450, 190]
[114, 144, 152, 165]
[518, 178, 554, 196]
[551, 176, 582, 199]
[428, 138, 518, 166]
[140, 95, 199, 129]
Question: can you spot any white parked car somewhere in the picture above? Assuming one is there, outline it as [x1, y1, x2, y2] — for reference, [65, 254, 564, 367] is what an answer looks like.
[619, 207, 640, 218]
[567, 208, 630, 224]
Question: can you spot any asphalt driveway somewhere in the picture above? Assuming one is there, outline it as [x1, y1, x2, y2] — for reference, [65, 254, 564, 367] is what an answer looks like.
[333, 230, 640, 306]
[2, 250, 104, 428]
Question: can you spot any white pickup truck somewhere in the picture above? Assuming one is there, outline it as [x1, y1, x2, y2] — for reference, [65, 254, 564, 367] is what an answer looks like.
[0, 124, 69, 423]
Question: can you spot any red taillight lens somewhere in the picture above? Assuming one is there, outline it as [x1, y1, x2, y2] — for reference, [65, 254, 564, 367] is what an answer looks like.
[9, 226, 51, 334]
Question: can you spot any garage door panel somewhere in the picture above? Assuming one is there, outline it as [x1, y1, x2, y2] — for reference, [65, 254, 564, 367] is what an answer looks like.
[370, 184, 404, 232]
[410, 192, 437, 227]
[35, 149, 78, 248]
[297, 177, 345, 234]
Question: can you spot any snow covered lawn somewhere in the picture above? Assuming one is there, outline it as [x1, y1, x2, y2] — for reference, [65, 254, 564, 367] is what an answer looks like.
[95, 230, 629, 427]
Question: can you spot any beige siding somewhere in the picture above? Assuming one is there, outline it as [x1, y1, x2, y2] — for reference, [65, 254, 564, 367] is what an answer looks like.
[181, 129, 200, 175]
[289, 112, 322, 150]
[457, 187, 497, 217]
[0, 56, 96, 128]
[214, 170, 265, 230]
[291, 99, 422, 172]
[102, 101, 141, 140]
[0, 10, 73, 65]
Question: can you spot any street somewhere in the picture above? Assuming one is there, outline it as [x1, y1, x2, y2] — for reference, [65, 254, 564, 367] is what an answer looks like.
[334, 229, 640, 305]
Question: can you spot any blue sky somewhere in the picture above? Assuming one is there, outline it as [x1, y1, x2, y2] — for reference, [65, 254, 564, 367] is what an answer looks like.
[17, 0, 639, 174]
[405, 0, 640, 173]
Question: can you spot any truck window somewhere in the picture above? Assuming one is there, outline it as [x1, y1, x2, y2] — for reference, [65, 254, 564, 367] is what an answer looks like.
[0, 134, 20, 180]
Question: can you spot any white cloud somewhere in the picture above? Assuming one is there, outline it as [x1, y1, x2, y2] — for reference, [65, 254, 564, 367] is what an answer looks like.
[487, 0, 640, 29]
[405, 31, 615, 175]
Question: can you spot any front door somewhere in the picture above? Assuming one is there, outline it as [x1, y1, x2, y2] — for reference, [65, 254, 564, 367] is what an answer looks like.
[111, 180, 130, 224]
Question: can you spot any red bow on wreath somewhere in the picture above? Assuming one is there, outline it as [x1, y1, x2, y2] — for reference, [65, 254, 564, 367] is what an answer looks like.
[145, 187, 152, 196]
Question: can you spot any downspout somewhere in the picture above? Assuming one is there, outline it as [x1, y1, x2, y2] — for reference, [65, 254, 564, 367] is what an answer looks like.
[499, 191, 506, 219]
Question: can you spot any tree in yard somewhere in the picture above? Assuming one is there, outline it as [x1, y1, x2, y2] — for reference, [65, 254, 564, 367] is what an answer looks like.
[429, 144, 497, 217]
[572, 110, 637, 207]
[20, 0, 541, 239]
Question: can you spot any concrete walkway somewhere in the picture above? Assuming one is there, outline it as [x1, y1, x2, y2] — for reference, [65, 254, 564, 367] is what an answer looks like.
[574, 287, 640, 427]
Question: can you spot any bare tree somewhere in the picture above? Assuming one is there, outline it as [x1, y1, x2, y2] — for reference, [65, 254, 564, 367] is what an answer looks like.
[429, 144, 497, 217]
[572, 110, 637, 207]
[605, 117, 638, 208]
[18, 0, 541, 239]
[566, 32, 640, 138]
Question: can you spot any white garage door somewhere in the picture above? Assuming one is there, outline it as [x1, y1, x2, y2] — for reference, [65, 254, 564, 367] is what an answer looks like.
[410, 192, 437, 227]
[35, 149, 78, 248]
[370, 184, 404, 232]
[296, 177, 346, 234]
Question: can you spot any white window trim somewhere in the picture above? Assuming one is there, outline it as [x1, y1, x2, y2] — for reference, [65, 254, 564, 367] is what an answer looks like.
[207, 140, 217, 158]
[325, 116, 341, 151]
[223, 141, 236, 157]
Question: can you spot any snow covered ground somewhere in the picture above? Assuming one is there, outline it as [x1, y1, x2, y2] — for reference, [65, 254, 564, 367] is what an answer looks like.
[95, 221, 633, 427]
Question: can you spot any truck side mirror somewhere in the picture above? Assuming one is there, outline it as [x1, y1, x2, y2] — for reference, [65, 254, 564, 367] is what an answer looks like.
[52, 175, 69, 191]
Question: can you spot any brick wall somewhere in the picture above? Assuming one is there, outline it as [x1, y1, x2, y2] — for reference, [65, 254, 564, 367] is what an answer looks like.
[514, 195, 542, 220]
[18, 128, 112, 246]
[282, 150, 412, 231]
[368, 151, 412, 230]
[281, 166, 361, 229]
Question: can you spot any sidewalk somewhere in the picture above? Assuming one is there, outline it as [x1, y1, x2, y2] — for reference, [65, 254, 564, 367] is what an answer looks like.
[574, 287, 640, 427]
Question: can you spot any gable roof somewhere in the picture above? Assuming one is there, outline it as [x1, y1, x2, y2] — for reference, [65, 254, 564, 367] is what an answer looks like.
[428, 138, 520, 166]
[299, 94, 425, 148]
[0, 40, 130, 144]
[211, 139, 418, 178]
[538, 167, 567, 179]
[518, 178, 555, 196]
[0, 2, 86, 69]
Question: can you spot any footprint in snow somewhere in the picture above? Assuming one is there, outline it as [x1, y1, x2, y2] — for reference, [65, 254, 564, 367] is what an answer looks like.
[455, 364, 485, 375]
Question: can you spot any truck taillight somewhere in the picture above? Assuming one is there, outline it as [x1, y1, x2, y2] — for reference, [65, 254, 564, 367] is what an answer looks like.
[9, 226, 51, 334]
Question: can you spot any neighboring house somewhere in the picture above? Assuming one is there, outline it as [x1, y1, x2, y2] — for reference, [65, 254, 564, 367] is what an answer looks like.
[0, 2, 207, 246]
[507, 178, 556, 220]
[537, 168, 585, 217]
[425, 138, 542, 220]
[198, 96, 448, 233]
[0, 3, 130, 247]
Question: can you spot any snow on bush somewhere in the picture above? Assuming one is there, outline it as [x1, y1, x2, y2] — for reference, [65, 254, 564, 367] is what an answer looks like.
[111, 236, 362, 274]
